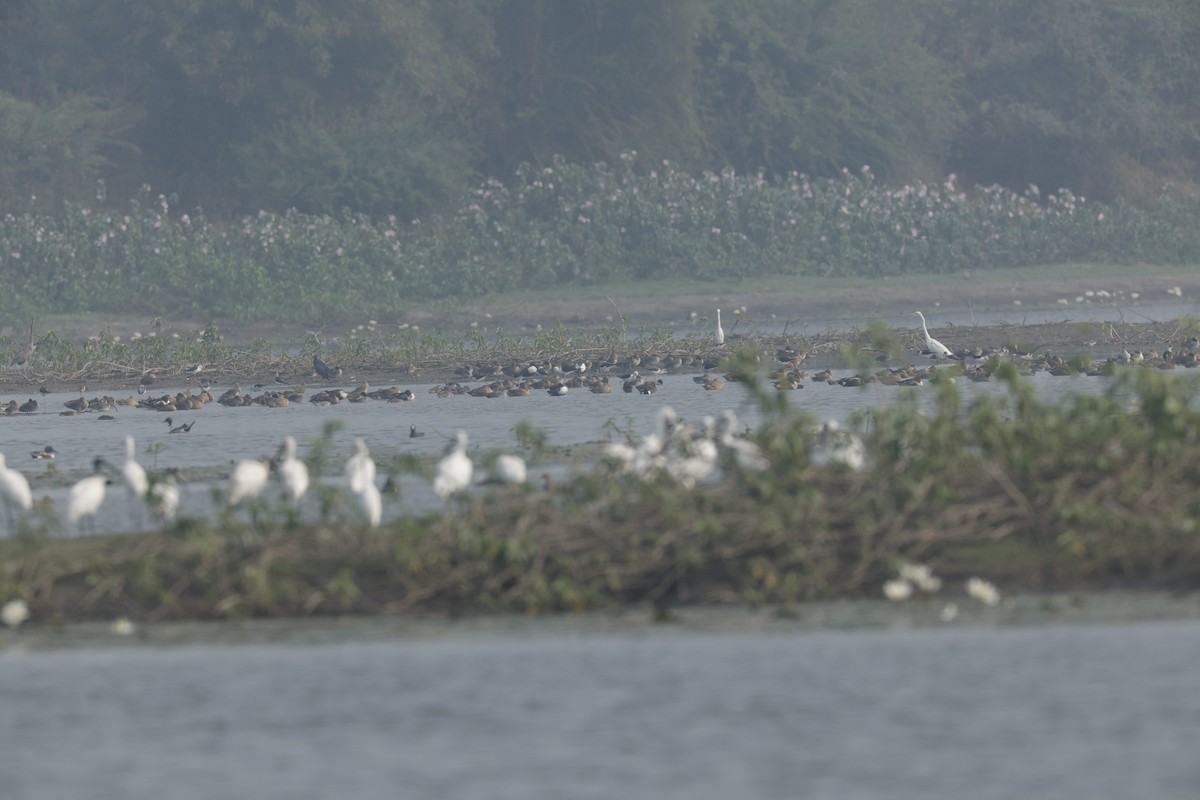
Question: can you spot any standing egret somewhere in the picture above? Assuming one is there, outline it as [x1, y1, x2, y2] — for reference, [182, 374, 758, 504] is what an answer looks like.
[356, 479, 382, 527]
[275, 435, 309, 502]
[715, 309, 725, 346]
[0, 453, 33, 531]
[344, 438, 376, 495]
[490, 453, 528, 484]
[67, 458, 109, 533]
[433, 430, 473, 500]
[122, 436, 148, 501]
[912, 311, 953, 359]
[228, 458, 270, 506]
[343, 439, 380, 526]
[148, 470, 181, 523]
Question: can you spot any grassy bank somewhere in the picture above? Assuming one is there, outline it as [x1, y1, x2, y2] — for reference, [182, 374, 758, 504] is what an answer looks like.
[4, 358, 1200, 625]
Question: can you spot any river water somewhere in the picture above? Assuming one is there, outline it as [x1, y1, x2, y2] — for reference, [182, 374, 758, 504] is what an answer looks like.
[1, 614, 1198, 800]
[3, 367, 1118, 536]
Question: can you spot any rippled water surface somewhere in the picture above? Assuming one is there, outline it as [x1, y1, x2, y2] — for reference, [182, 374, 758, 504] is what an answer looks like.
[1, 618, 1198, 800]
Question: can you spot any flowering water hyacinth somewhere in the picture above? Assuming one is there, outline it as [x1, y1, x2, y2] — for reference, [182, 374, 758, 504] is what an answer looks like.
[3, 156, 1200, 322]
[898, 562, 943, 593]
[882, 579, 914, 602]
[1, 598, 29, 629]
[966, 577, 1002, 607]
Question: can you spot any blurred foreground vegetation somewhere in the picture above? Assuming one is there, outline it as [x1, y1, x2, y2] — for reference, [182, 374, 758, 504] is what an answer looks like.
[3, 361, 1199, 624]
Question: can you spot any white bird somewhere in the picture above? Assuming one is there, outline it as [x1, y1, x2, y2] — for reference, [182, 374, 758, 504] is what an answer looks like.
[433, 430, 473, 500]
[0, 453, 33, 526]
[913, 311, 953, 359]
[344, 438, 376, 495]
[716, 410, 769, 472]
[490, 453, 528, 484]
[715, 308, 725, 346]
[67, 458, 109, 531]
[228, 458, 270, 506]
[356, 479, 382, 527]
[122, 436, 148, 501]
[148, 471, 181, 522]
[276, 435, 309, 502]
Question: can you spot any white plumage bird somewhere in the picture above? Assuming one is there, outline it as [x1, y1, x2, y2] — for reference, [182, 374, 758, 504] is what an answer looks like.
[490, 453, 528, 484]
[276, 435, 309, 502]
[228, 458, 270, 506]
[433, 430, 473, 500]
[344, 438, 376, 495]
[0, 453, 33, 520]
[67, 458, 109, 530]
[913, 311, 953, 359]
[122, 436, 148, 500]
[715, 308, 725, 346]
[148, 472, 181, 522]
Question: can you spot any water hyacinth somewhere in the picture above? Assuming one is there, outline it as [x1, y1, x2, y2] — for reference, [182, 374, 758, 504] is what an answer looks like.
[1, 598, 29, 629]
[3, 157, 1200, 323]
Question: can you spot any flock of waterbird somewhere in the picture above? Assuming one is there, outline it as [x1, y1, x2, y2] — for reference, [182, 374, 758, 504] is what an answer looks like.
[0, 426, 488, 534]
[3, 307, 1189, 535]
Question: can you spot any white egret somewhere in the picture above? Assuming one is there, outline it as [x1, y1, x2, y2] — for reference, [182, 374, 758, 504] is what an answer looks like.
[148, 471, 181, 522]
[912, 311, 953, 359]
[490, 453, 528, 485]
[344, 438, 376, 495]
[228, 458, 270, 506]
[356, 479, 382, 527]
[715, 308, 725, 346]
[433, 430, 473, 500]
[67, 458, 109, 532]
[0, 453, 33, 526]
[122, 436, 148, 501]
[276, 435, 309, 502]
[716, 410, 769, 472]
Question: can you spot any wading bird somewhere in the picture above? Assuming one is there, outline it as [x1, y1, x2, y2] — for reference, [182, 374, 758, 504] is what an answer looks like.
[715, 309, 725, 346]
[228, 458, 270, 506]
[912, 311, 953, 360]
[121, 436, 148, 500]
[433, 430, 473, 501]
[275, 435, 309, 503]
[67, 458, 110, 533]
[0, 453, 33, 530]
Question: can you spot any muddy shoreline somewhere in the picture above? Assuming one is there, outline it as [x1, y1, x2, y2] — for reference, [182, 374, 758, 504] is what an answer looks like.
[4, 269, 1198, 393]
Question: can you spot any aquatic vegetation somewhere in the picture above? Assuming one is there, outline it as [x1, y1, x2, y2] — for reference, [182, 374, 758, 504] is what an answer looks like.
[4, 363, 1200, 622]
[3, 161, 1200, 325]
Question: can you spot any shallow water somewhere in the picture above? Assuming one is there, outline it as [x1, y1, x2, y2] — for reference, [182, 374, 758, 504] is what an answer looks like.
[1, 617, 1197, 800]
[1, 367, 1121, 536]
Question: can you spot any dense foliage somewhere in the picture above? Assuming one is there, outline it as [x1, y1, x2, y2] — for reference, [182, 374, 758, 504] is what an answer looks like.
[4, 362, 1200, 621]
[2, 161, 1199, 323]
[2, 0, 1199, 219]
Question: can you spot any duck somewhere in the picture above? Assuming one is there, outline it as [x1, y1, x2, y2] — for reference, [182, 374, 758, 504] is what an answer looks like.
[409, 425, 425, 438]
[18, 398, 37, 413]
[164, 417, 195, 433]
[30, 446, 56, 460]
